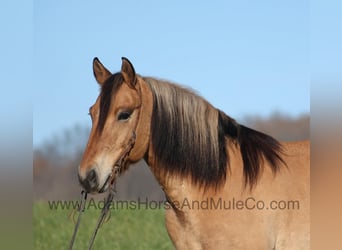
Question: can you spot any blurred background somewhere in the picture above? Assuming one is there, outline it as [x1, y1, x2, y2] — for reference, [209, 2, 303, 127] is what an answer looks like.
[32, 1, 310, 202]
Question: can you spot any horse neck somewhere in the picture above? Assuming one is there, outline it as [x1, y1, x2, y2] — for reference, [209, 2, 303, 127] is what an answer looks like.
[144, 140, 247, 203]
[145, 152, 199, 202]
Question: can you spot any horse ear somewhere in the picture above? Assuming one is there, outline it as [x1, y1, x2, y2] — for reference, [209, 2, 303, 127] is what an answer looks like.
[121, 57, 137, 88]
[93, 57, 111, 85]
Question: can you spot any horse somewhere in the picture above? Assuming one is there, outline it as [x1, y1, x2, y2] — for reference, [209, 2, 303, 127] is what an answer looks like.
[78, 57, 310, 249]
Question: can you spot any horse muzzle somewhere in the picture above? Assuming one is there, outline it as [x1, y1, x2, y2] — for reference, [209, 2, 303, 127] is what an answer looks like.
[78, 168, 99, 193]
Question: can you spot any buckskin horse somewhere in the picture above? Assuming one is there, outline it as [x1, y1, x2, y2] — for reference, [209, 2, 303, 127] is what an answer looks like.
[78, 57, 310, 249]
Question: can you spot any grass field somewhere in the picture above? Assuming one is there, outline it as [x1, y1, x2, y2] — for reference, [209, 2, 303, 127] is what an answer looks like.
[33, 201, 173, 249]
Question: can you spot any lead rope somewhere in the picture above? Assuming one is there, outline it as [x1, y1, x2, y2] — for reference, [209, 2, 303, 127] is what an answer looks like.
[69, 190, 87, 250]
[88, 132, 135, 249]
[87, 167, 119, 249]
[69, 131, 136, 250]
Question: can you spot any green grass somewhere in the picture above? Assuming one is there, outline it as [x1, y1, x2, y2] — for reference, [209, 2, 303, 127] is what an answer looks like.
[33, 201, 173, 250]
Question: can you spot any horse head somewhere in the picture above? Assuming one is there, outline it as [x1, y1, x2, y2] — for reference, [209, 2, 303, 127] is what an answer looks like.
[78, 57, 152, 193]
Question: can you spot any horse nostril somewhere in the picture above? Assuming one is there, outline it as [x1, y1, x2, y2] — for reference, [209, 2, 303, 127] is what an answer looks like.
[88, 169, 97, 182]
[80, 168, 99, 192]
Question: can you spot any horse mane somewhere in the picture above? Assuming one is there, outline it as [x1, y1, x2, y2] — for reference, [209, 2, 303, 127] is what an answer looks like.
[144, 77, 285, 189]
[218, 110, 285, 188]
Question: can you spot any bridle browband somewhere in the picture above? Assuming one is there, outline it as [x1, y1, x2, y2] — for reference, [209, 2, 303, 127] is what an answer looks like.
[69, 131, 136, 250]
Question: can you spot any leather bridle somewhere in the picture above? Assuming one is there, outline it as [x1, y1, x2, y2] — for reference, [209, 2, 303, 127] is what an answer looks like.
[69, 131, 136, 250]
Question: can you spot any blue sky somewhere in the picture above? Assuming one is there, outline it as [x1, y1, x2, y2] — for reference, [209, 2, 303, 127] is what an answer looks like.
[32, 0, 310, 147]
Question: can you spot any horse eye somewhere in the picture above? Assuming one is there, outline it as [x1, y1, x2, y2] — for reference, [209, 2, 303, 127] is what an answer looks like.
[117, 111, 131, 121]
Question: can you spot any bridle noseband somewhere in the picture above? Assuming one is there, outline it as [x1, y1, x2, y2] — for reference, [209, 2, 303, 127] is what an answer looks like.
[69, 131, 136, 250]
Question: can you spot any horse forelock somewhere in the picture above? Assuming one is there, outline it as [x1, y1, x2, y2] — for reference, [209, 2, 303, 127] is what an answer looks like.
[97, 73, 124, 133]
